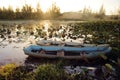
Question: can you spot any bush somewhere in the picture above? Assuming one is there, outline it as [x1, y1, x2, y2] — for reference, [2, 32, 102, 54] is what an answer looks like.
[35, 64, 68, 80]
[0, 64, 16, 80]
[0, 64, 35, 80]
[10, 65, 35, 80]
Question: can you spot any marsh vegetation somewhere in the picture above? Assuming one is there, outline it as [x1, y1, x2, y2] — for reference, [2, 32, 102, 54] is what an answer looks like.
[0, 19, 120, 80]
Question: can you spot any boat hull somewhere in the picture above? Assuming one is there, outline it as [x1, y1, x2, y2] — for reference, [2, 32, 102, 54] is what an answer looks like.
[23, 45, 112, 59]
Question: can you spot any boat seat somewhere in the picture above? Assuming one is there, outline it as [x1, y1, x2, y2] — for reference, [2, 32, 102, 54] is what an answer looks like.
[57, 49, 64, 57]
[39, 49, 46, 54]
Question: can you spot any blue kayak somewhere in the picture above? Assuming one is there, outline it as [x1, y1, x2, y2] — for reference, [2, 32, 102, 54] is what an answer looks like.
[23, 44, 111, 59]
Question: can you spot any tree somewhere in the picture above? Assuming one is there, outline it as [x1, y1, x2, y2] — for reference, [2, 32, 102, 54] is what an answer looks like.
[34, 2, 43, 19]
[7, 6, 15, 19]
[15, 8, 22, 19]
[46, 2, 61, 19]
[0, 6, 15, 19]
[21, 4, 33, 19]
[0, 7, 2, 19]
[99, 5, 105, 15]
[97, 5, 106, 19]
[82, 7, 92, 15]
[82, 7, 93, 19]
[118, 7, 120, 15]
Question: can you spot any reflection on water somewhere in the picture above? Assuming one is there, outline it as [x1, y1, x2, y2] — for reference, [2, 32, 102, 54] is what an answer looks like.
[0, 42, 28, 65]
[0, 20, 84, 65]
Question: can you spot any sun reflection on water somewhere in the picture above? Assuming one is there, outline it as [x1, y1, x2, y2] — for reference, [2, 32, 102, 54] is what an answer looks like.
[40, 20, 52, 38]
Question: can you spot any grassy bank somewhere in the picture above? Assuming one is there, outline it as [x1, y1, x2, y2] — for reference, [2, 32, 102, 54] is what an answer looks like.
[0, 60, 120, 80]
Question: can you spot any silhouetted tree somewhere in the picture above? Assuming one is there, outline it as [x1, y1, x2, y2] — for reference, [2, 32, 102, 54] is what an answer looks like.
[99, 5, 105, 15]
[46, 2, 61, 19]
[0, 7, 2, 19]
[82, 7, 92, 15]
[15, 8, 22, 19]
[34, 2, 43, 19]
[21, 4, 33, 19]
[7, 6, 15, 19]
[96, 5, 106, 19]
[0, 7, 6, 19]
[118, 7, 120, 15]
[82, 7, 93, 19]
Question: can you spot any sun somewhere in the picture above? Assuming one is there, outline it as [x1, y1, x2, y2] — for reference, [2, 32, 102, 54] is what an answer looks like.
[39, 0, 53, 12]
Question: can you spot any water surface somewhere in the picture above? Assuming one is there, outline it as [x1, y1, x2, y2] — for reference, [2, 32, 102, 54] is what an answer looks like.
[0, 20, 84, 65]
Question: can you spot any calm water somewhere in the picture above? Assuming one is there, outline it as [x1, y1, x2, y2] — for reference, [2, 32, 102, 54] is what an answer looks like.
[0, 20, 84, 65]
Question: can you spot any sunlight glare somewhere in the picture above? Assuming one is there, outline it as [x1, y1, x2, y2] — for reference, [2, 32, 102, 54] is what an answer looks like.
[44, 23, 49, 37]
[39, 0, 53, 12]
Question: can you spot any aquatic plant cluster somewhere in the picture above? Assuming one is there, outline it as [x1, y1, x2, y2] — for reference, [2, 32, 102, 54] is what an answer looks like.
[71, 21, 120, 44]
[0, 21, 119, 48]
[70, 20, 120, 59]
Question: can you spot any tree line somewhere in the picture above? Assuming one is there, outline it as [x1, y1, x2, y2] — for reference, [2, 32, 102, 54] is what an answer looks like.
[0, 3, 61, 20]
[0, 3, 120, 20]
[74, 5, 120, 20]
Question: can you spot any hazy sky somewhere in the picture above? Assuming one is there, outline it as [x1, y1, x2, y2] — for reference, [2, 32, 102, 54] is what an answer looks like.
[0, 0, 120, 14]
